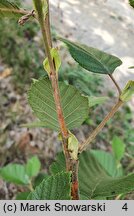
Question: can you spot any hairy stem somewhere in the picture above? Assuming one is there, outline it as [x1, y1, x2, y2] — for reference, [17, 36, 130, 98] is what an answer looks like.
[79, 100, 123, 153]
[36, 1, 79, 199]
[109, 74, 122, 96]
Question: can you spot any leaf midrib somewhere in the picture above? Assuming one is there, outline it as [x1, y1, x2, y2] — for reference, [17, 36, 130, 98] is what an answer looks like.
[75, 44, 112, 72]
[64, 39, 110, 73]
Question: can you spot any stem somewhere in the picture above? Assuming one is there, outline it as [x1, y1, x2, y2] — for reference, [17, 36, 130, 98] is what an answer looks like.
[36, 1, 79, 199]
[45, 0, 52, 47]
[71, 160, 79, 200]
[79, 100, 123, 153]
[1, 8, 30, 15]
[109, 74, 122, 96]
[39, 19, 68, 139]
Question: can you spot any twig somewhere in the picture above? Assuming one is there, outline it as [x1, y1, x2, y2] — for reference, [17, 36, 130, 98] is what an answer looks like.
[18, 10, 35, 25]
[39, 15, 68, 139]
[79, 99, 123, 153]
[71, 160, 79, 200]
[1, 8, 31, 16]
[109, 74, 122, 96]
[36, 0, 79, 199]
[45, 0, 52, 48]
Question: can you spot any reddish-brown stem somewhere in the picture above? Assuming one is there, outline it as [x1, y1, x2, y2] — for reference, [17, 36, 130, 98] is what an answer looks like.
[71, 160, 79, 200]
[37, 1, 79, 199]
[39, 19, 68, 139]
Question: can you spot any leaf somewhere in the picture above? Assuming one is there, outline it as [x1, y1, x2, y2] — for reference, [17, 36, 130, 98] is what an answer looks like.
[34, 173, 49, 188]
[120, 80, 134, 102]
[0, 164, 30, 185]
[112, 136, 125, 162]
[91, 150, 123, 177]
[43, 48, 61, 76]
[28, 77, 89, 131]
[0, 0, 25, 19]
[129, 0, 134, 8]
[28, 172, 71, 200]
[50, 151, 134, 199]
[25, 156, 41, 178]
[59, 37, 122, 74]
[50, 153, 66, 174]
[21, 121, 47, 128]
[88, 96, 108, 108]
[16, 192, 30, 200]
[68, 132, 79, 160]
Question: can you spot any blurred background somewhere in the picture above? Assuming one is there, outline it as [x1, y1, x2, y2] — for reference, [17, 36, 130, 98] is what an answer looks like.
[0, 0, 134, 199]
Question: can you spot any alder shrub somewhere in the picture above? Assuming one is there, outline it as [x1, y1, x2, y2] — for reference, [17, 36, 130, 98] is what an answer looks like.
[0, 0, 134, 200]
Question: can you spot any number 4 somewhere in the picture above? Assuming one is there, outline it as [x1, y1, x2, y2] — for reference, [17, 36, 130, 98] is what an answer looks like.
[122, 203, 128, 211]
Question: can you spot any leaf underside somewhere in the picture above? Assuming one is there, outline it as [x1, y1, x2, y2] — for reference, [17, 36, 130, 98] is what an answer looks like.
[50, 151, 134, 199]
[28, 77, 89, 131]
[91, 150, 123, 177]
[59, 38, 122, 75]
[0, 0, 24, 18]
[28, 172, 71, 200]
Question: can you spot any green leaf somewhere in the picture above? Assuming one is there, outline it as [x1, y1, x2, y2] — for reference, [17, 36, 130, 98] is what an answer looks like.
[120, 80, 134, 102]
[34, 173, 49, 188]
[21, 121, 47, 128]
[112, 136, 125, 162]
[0, 164, 30, 185]
[91, 150, 123, 177]
[129, 0, 134, 8]
[59, 37, 122, 74]
[0, 0, 25, 19]
[50, 153, 65, 174]
[43, 48, 61, 76]
[88, 96, 108, 108]
[28, 77, 89, 131]
[25, 156, 41, 178]
[28, 172, 71, 200]
[50, 151, 134, 199]
[16, 192, 30, 200]
[68, 132, 79, 160]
